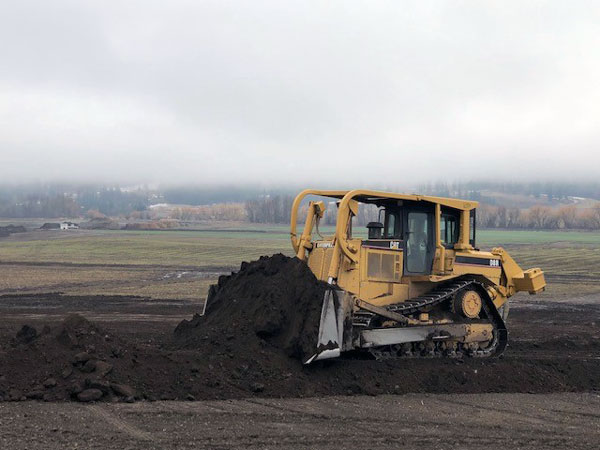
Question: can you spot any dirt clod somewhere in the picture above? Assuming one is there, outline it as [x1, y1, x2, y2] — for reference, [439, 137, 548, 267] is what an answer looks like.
[95, 361, 113, 377]
[43, 378, 57, 388]
[77, 389, 103, 402]
[111, 383, 135, 398]
[73, 352, 90, 364]
[25, 390, 44, 400]
[15, 325, 38, 345]
[80, 360, 96, 373]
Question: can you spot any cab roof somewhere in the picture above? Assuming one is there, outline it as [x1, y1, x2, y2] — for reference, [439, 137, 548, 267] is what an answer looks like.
[304, 189, 478, 211]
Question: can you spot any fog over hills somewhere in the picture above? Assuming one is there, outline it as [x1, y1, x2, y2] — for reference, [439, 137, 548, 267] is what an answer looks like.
[1, 2, 599, 185]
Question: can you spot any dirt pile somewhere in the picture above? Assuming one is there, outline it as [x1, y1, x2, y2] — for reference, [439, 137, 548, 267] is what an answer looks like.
[0, 314, 139, 402]
[0, 225, 26, 237]
[0, 252, 332, 403]
[174, 253, 325, 362]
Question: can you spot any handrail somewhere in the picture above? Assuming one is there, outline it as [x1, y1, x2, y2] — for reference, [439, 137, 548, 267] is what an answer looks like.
[290, 189, 348, 253]
[333, 190, 364, 264]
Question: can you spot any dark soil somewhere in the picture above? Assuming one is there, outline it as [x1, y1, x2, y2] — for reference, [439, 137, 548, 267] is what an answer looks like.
[0, 255, 599, 403]
[174, 253, 325, 362]
[0, 225, 26, 237]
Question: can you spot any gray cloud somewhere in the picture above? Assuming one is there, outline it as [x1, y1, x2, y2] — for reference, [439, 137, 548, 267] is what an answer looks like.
[1, 1, 599, 186]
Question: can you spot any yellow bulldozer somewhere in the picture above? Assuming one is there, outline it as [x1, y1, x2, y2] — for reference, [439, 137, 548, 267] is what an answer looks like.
[290, 189, 546, 363]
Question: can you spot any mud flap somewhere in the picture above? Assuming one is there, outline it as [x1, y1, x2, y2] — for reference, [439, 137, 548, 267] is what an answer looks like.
[303, 288, 353, 364]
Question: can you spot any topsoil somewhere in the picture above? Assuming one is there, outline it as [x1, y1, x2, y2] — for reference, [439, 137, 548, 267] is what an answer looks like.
[174, 253, 325, 362]
[0, 254, 599, 403]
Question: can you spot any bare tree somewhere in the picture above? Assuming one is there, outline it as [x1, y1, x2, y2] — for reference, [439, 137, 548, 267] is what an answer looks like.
[584, 203, 600, 229]
[556, 205, 577, 229]
[507, 208, 521, 228]
[528, 205, 552, 229]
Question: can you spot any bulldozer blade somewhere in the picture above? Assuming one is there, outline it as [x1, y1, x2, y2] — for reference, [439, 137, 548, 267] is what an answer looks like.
[304, 288, 353, 364]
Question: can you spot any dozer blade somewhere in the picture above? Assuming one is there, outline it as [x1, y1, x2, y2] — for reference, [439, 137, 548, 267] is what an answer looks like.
[304, 288, 353, 364]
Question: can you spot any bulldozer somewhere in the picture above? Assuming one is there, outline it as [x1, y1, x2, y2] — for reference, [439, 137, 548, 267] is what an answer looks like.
[290, 189, 546, 363]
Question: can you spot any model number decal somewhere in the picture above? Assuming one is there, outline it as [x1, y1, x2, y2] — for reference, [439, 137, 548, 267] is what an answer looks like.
[455, 256, 501, 268]
[316, 242, 334, 248]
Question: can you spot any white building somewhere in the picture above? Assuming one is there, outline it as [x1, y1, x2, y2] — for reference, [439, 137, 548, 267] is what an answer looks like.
[60, 221, 79, 230]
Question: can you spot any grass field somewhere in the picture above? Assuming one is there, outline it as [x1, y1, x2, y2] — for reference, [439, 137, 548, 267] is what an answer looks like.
[1, 226, 599, 299]
[0, 229, 291, 267]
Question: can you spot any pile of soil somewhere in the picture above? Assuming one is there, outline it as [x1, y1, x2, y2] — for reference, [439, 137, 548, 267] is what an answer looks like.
[0, 315, 138, 402]
[40, 223, 60, 230]
[174, 253, 326, 362]
[0, 255, 329, 402]
[0, 225, 26, 237]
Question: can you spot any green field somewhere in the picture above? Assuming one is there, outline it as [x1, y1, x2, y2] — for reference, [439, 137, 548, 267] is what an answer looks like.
[477, 229, 600, 246]
[0, 229, 291, 267]
[1, 227, 599, 299]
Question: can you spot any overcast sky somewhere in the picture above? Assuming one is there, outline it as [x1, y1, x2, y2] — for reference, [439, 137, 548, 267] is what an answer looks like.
[1, 1, 599, 186]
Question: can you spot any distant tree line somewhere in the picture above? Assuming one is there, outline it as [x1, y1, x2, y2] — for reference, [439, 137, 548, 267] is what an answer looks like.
[245, 195, 294, 223]
[170, 204, 247, 221]
[77, 186, 148, 216]
[478, 204, 600, 230]
[244, 195, 380, 227]
[0, 184, 149, 217]
[162, 186, 270, 205]
[418, 181, 600, 204]
[3, 182, 600, 232]
[243, 193, 600, 231]
[0, 193, 80, 218]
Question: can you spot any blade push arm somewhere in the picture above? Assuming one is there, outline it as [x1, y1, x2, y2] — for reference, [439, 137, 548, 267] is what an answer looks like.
[492, 247, 546, 296]
[295, 201, 325, 261]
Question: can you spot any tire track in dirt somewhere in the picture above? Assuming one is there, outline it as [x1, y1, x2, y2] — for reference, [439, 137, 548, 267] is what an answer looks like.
[89, 405, 156, 442]
[432, 396, 594, 432]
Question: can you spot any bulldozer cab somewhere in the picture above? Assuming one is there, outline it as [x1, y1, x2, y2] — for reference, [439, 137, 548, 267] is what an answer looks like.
[377, 202, 473, 275]
[291, 190, 477, 283]
[365, 202, 436, 275]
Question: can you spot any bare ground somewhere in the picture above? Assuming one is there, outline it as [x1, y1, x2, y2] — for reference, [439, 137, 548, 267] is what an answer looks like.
[1, 393, 599, 449]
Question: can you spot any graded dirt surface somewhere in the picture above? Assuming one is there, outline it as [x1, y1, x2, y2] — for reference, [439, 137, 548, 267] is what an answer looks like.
[1, 393, 599, 449]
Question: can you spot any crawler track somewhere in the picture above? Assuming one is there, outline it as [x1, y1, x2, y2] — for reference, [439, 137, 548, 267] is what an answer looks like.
[352, 279, 508, 359]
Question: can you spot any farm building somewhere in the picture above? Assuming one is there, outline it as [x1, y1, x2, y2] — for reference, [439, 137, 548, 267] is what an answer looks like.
[60, 221, 79, 230]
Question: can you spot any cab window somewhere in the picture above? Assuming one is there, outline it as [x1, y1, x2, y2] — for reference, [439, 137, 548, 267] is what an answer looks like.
[440, 212, 459, 247]
[385, 211, 402, 239]
[470, 209, 476, 247]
